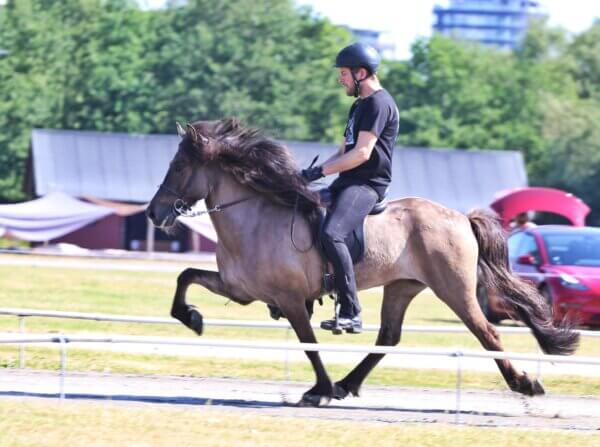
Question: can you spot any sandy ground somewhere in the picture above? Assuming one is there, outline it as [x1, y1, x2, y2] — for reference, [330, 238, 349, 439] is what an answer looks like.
[1, 369, 599, 431]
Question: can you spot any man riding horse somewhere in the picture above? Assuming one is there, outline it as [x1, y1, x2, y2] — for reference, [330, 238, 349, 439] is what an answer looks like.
[146, 45, 578, 407]
[301, 43, 400, 333]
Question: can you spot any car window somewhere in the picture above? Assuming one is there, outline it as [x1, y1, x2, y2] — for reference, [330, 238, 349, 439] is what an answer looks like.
[507, 232, 524, 262]
[543, 233, 600, 266]
[515, 234, 541, 264]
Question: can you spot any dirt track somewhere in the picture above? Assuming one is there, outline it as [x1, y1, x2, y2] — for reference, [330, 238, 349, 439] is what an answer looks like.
[1, 369, 599, 431]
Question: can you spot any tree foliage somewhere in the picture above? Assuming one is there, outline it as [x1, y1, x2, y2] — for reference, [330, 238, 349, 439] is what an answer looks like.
[0, 0, 350, 201]
[1, 2, 599, 224]
[381, 21, 600, 224]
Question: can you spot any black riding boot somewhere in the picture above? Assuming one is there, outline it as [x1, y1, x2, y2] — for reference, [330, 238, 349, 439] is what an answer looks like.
[318, 185, 377, 333]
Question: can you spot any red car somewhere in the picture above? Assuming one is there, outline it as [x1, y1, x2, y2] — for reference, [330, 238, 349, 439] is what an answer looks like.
[479, 225, 600, 327]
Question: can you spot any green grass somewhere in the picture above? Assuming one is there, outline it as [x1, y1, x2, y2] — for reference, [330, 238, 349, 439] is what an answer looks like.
[0, 238, 28, 249]
[0, 261, 598, 354]
[0, 255, 599, 396]
[2, 399, 598, 447]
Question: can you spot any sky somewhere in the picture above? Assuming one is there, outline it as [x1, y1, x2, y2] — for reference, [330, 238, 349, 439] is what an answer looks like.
[143, 0, 599, 59]
[294, 0, 599, 58]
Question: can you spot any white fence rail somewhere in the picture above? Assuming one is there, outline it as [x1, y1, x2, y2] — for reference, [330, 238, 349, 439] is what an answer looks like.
[2, 307, 600, 336]
[2, 333, 600, 424]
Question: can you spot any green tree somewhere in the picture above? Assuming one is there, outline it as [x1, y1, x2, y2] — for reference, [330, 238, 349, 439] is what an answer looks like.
[0, 0, 349, 201]
[147, 0, 349, 140]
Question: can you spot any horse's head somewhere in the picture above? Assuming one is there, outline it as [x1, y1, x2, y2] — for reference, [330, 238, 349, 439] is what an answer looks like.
[146, 122, 217, 230]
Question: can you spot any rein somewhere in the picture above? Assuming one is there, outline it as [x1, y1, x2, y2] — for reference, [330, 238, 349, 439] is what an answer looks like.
[158, 184, 253, 218]
[290, 194, 314, 253]
[158, 184, 314, 253]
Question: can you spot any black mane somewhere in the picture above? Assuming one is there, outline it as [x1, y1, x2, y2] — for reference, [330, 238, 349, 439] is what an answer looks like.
[189, 118, 322, 224]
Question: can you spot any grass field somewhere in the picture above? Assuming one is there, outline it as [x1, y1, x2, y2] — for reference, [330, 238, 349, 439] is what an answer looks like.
[1, 399, 599, 447]
[0, 255, 599, 396]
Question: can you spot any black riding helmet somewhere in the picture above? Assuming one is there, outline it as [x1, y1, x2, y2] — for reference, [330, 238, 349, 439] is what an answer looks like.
[335, 43, 381, 97]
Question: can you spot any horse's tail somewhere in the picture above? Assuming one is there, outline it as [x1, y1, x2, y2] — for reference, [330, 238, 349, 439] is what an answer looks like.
[467, 209, 579, 356]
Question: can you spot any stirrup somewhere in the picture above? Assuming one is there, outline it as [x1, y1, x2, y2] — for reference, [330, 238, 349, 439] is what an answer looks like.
[320, 315, 362, 335]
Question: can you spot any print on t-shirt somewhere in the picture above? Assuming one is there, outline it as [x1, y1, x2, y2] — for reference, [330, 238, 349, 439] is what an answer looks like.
[344, 112, 356, 147]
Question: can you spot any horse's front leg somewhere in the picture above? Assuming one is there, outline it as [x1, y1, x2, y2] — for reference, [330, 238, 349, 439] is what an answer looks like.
[171, 268, 246, 335]
[279, 298, 333, 407]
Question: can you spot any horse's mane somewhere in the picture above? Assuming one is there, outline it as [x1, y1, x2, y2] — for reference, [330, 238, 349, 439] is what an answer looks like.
[189, 118, 322, 225]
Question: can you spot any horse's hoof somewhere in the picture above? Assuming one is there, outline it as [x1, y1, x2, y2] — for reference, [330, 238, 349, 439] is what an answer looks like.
[189, 309, 203, 335]
[333, 381, 360, 400]
[531, 378, 545, 396]
[298, 393, 331, 407]
[512, 373, 545, 396]
[333, 383, 349, 400]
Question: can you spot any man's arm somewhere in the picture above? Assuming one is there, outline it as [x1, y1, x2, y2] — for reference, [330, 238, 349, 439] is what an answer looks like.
[322, 131, 377, 176]
[321, 138, 346, 165]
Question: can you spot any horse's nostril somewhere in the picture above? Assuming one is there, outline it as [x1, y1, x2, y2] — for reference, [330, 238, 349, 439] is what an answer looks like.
[145, 208, 155, 221]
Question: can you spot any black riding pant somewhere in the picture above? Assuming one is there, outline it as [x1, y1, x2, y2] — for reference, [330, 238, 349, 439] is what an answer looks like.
[321, 184, 378, 318]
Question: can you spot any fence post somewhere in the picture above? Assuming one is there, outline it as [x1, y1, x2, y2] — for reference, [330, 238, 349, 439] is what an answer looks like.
[58, 335, 68, 400]
[454, 351, 463, 424]
[18, 316, 25, 369]
[284, 327, 291, 381]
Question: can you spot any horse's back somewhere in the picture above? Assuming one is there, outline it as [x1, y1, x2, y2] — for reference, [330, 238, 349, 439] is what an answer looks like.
[357, 196, 479, 287]
[367, 196, 471, 233]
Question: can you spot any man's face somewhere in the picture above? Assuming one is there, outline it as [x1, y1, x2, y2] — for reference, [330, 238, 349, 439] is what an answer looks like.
[338, 67, 355, 96]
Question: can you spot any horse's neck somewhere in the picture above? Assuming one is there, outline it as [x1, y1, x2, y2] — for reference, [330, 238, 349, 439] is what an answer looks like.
[206, 173, 266, 251]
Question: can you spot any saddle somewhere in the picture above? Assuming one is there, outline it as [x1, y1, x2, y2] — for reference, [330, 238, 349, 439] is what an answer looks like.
[316, 188, 387, 292]
[267, 187, 387, 321]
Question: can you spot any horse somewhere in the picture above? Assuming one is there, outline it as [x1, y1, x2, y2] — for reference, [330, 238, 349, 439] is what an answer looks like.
[146, 118, 579, 407]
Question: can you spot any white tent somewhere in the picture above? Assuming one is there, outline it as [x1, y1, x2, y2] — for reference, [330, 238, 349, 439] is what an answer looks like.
[0, 192, 114, 242]
[0, 192, 219, 244]
[177, 201, 218, 243]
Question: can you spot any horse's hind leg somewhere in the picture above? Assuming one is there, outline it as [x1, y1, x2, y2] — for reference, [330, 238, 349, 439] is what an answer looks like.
[171, 268, 249, 335]
[430, 275, 545, 397]
[334, 280, 425, 400]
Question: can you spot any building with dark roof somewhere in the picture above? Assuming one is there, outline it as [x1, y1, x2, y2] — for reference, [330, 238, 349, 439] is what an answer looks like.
[433, 0, 547, 50]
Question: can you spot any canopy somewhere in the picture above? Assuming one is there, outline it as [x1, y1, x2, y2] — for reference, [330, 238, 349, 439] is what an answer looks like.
[0, 192, 114, 242]
[490, 187, 590, 227]
[0, 192, 219, 244]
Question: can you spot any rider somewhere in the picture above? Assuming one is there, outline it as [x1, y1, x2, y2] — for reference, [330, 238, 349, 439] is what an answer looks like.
[301, 42, 400, 333]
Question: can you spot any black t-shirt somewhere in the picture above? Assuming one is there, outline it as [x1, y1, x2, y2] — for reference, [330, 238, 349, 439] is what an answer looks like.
[330, 89, 399, 200]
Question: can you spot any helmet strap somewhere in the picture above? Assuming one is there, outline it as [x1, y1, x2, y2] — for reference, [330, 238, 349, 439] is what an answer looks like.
[350, 69, 370, 98]
[351, 70, 361, 98]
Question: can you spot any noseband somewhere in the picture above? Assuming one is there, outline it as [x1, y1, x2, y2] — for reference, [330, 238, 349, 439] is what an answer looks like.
[157, 183, 252, 218]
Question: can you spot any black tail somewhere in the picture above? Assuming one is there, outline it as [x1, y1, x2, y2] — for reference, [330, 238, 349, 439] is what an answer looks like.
[468, 209, 579, 356]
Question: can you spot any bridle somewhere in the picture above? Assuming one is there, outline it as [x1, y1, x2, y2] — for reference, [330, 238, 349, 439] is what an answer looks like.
[157, 183, 252, 218]
[158, 182, 314, 252]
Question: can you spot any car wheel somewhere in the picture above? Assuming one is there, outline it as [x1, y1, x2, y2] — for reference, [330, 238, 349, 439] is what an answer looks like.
[477, 283, 500, 324]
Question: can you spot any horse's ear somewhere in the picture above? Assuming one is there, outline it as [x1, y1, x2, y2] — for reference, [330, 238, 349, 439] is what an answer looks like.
[176, 122, 185, 138]
[186, 123, 209, 145]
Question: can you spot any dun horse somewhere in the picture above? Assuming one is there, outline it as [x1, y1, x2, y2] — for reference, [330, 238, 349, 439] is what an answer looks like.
[146, 118, 579, 406]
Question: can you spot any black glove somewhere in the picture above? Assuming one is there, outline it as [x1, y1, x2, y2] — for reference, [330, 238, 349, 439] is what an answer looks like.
[301, 165, 324, 182]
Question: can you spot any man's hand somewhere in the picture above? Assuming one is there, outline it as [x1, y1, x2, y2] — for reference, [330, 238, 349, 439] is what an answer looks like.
[300, 166, 324, 182]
